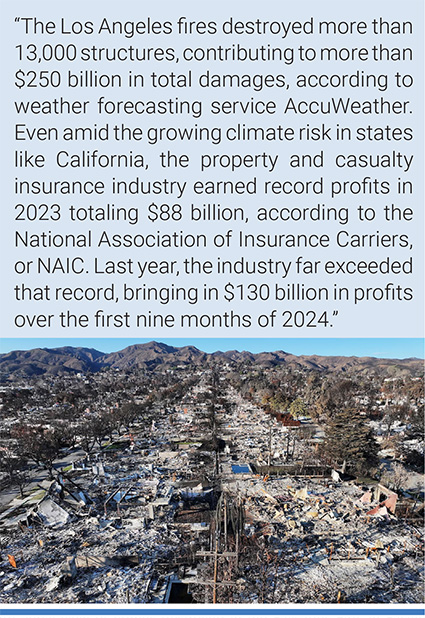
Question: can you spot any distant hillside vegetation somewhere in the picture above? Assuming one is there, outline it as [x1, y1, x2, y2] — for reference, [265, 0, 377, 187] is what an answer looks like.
[0, 341, 423, 379]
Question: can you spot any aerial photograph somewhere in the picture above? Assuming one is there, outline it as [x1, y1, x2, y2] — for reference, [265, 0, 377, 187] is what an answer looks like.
[0, 338, 423, 604]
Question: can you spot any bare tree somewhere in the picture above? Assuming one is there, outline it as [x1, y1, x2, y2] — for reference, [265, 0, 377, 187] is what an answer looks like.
[0, 448, 30, 498]
[12, 424, 65, 479]
[381, 462, 409, 492]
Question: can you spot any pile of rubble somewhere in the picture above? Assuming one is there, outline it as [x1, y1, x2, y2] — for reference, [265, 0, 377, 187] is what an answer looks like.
[0, 384, 423, 604]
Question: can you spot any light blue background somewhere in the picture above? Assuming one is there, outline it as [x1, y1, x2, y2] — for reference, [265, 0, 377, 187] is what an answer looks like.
[0, 0, 423, 337]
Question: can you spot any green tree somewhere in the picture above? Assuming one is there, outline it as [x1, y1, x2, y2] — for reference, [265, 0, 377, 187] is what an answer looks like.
[289, 397, 306, 419]
[322, 408, 378, 475]
[262, 391, 290, 413]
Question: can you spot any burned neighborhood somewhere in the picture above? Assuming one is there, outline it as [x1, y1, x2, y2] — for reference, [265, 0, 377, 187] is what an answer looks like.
[0, 341, 423, 604]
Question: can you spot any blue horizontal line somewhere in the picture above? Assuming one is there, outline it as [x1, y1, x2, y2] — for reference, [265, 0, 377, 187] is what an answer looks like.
[0, 610, 423, 616]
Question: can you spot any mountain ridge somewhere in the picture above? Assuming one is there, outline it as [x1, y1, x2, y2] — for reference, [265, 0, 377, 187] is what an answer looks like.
[0, 342, 423, 379]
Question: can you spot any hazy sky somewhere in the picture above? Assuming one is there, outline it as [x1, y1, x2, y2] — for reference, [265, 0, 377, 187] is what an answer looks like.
[0, 338, 423, 359]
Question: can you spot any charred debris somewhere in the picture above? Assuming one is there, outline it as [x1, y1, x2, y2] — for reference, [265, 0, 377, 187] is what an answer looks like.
[0, 355, 423, 604]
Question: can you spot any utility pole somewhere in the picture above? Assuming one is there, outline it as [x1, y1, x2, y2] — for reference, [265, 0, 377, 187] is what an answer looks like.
[268, 417, 272, 467]
[213, 537, 219, 604]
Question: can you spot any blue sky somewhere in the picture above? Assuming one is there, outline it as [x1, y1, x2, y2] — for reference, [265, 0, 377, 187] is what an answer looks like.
[0, 338, 423, 359]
